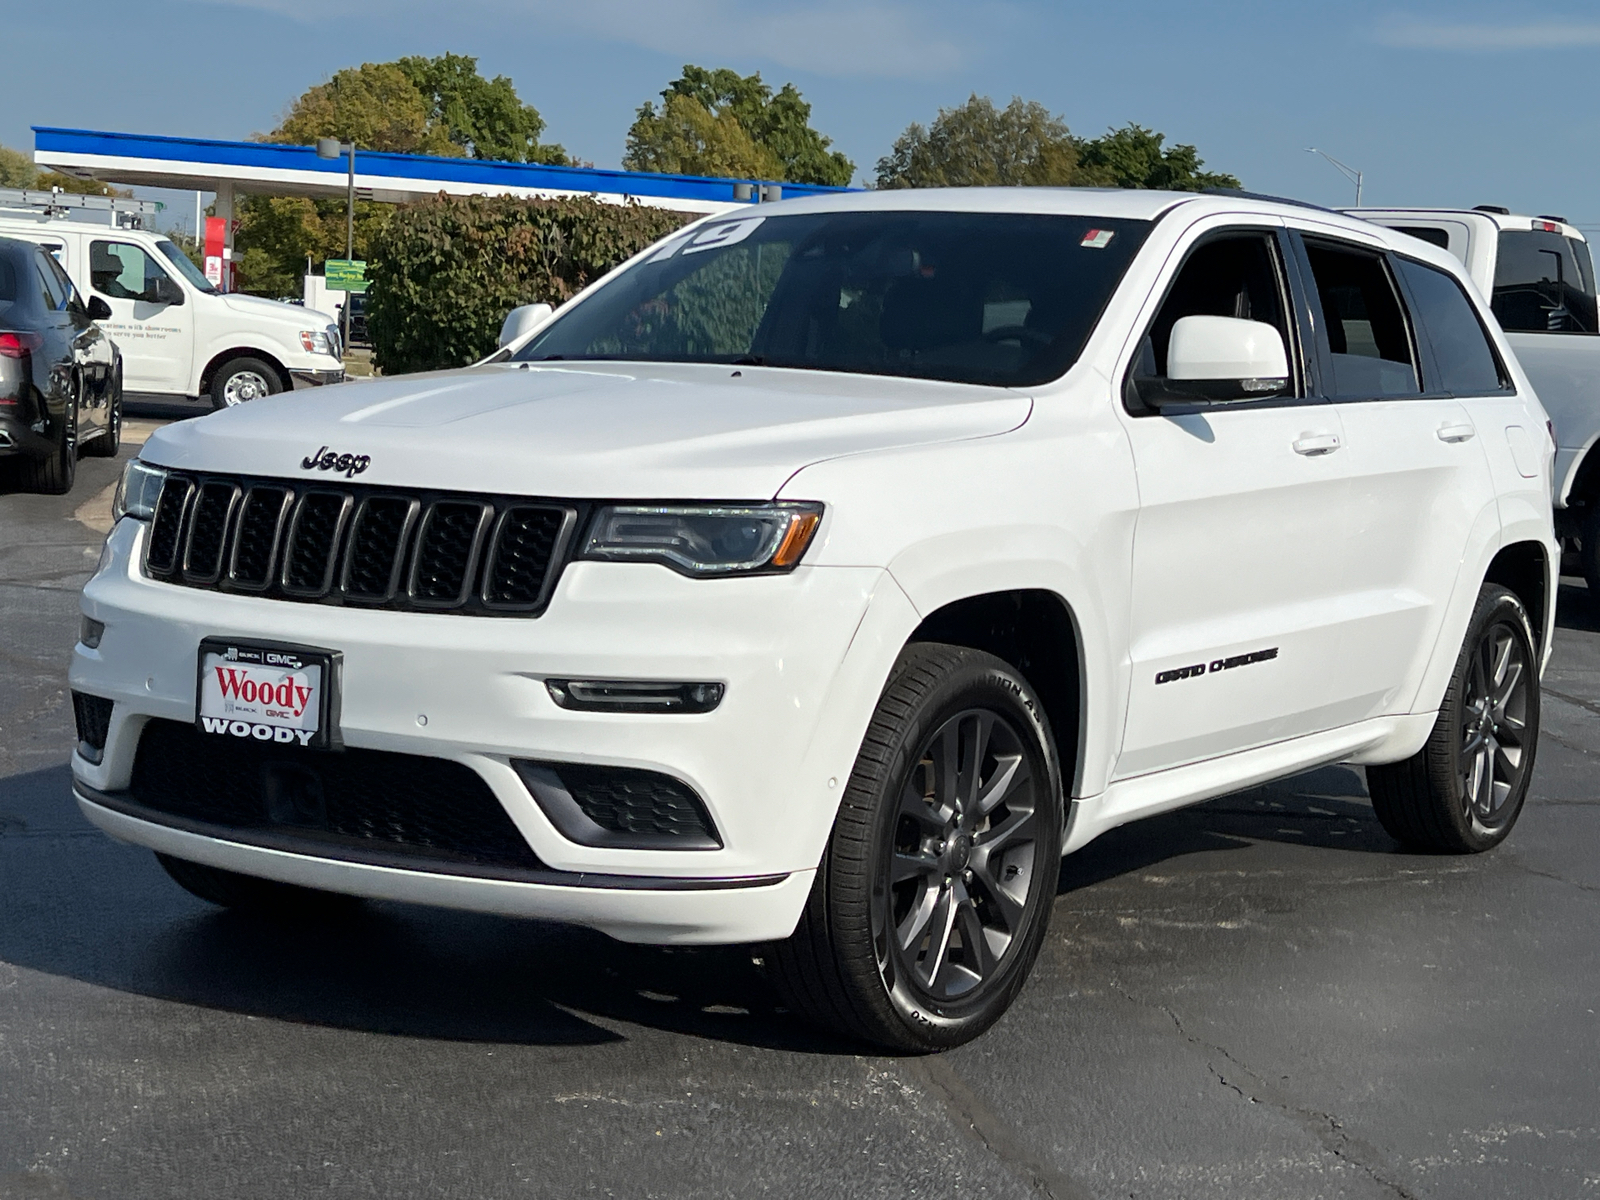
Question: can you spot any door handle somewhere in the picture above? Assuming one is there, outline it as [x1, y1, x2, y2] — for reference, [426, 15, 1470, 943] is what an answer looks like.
[1436, 423, 1477, 443]
[1292, 433, 1341, 456]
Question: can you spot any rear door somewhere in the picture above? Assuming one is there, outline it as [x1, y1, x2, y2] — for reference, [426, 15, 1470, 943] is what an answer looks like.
[1115, 220, 1369, 779]
[85, 237, 192, 394]
[1289, 228, 1499, 718]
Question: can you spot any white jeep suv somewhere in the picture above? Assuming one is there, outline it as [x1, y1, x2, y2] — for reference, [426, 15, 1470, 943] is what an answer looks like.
[70, 190, 1556, 1050]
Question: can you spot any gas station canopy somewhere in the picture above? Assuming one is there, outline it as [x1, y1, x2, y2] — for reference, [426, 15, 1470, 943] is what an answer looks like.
[32, 127, 849, 215]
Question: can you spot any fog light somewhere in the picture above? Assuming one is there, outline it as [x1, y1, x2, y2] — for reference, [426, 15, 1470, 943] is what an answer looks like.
[545, 679, 724, 714]
[79, 616, 105, 649]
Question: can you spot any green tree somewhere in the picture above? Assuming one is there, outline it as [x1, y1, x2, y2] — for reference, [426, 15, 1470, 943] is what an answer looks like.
[625, 66, 854, 185]
[396, 53, 567, 164]
[875, 95, 1083, 189]
[1077, 124, 1240, 191]
[0, 144, 33, 187]
[237, 56, 563, 296]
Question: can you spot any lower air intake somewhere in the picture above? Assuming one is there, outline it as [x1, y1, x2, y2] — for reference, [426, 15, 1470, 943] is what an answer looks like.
[512, 759, 721, 850]
[72, 692, 113, 764]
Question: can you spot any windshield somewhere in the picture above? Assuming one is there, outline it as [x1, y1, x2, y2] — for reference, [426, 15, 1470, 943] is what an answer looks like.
[155, 239, 219, 295]
[512, 211, 1152, 387]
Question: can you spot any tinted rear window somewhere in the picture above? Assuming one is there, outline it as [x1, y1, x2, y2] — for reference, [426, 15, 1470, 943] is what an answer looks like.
[1394, 257, 1508, 394]
[513, 211, 1152, 387]
[1492, 230, 1598, 333]
[1386, 225, 1450, 250]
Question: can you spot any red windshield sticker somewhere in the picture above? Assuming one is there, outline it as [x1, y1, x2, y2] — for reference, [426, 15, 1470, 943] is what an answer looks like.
[1081, 229, 1115, 249]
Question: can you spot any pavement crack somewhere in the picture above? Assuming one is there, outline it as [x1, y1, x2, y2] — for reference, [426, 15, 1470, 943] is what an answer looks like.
[903, 1054, 1095, 1200]
[1545, 686, 1600, 721]
[1111, 985, 1421, 1200]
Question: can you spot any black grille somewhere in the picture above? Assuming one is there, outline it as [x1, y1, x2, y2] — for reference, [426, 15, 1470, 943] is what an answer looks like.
[72, 691, 113, 763]
[142, 473, 576, 617]
[343, 496, 417, 601]
[412, 502, 491, 605]
[485, 507, 571, 609]
[182, 481, 238, 583]
[230, 486, 291, 589]
[146, 476, 192, 574]
[130, 719, 543, 870]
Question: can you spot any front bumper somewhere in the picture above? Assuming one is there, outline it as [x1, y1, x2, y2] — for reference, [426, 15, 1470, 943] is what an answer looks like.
[70, 517, 913, 942]
[289, 368, 346, 389]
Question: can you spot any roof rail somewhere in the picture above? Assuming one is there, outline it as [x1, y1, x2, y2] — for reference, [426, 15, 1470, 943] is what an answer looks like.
[0, 187, 164, 229]
[1201, 187, 1336, 214]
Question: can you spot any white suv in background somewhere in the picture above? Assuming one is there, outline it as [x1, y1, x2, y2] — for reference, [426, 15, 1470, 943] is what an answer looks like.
[0, 210, 343, 408]
[70, 190, 1555, 1050]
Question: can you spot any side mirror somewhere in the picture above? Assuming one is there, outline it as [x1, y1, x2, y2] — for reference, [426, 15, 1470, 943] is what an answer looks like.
[499, 302, 553, 349]
[1161, 315, 1288, 403]
[151, 276, 185, 306]
[85, 295, 112, 321]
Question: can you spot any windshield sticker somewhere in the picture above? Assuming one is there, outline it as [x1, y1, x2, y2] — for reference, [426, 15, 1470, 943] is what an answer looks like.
[1081, 229, 1115, 249]
[682, 217, 766, 255]
[646, 234, 696, 263]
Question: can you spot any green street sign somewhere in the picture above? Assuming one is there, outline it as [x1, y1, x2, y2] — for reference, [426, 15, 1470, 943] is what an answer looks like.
[325, 259, 367, 292]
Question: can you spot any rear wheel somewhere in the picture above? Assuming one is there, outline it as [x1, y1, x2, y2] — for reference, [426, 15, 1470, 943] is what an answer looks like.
[211, 357, 282, 410]
[19, 387, 77, 494]
[767, 644, 1063, 1051]
[156, 853, 357, 915]
[1367, 585, 1539, 853]
[1580, 505, 1600, 601]
[83, 365, 121, 458]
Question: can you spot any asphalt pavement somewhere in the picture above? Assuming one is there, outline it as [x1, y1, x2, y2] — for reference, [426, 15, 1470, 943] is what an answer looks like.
[1, 402, 1596, 1199]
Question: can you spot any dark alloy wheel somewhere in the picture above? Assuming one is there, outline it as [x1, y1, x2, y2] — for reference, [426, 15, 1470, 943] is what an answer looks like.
[1368, 584, 1540, 853]
[767, 643, 1063, 1051]
[877, 708, 1044, 1008]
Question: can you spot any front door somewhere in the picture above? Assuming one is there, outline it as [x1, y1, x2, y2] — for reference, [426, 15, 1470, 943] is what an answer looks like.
[1116, 224, 1365, 779]
[87, 239, 192, 394]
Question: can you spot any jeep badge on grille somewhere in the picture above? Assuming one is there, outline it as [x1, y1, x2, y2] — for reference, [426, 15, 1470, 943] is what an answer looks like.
[301, 445, 371, 477]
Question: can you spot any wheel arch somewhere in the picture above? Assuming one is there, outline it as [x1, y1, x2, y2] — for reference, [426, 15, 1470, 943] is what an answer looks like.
[1483, 539, 1552, 654]
[906, 589, 1085, 799]
[198, 348, 290, 398]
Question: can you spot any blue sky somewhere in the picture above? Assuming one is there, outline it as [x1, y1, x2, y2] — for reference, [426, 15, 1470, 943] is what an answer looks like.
[9, 0, 1600, 233]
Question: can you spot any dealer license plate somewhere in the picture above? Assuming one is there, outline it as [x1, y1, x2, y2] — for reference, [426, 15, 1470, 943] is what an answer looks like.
[196, 639, 340, 750]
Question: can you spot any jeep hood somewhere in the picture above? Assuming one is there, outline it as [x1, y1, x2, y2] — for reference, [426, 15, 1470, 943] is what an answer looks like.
[140, 362, 1033, 498]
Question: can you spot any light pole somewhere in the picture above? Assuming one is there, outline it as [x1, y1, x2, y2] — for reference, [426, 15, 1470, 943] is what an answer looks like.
[316, 136, 356, 353]
[1305, 147, 1363, 206]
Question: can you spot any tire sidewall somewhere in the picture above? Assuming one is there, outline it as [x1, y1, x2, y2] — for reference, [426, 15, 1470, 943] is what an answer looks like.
[212, 358, 281, 410]
[852, 650, 1063, 1047]
[1437, 588, 1539, 851]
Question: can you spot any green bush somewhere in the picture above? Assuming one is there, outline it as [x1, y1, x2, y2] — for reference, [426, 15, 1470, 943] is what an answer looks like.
[366, 193, 689, 374]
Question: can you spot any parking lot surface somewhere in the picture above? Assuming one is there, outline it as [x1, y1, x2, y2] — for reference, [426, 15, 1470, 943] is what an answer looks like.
[2, 403, 1597, 1199]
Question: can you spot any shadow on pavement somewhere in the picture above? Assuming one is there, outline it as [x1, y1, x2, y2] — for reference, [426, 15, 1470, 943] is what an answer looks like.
[1556, 579, 1599, 633]
[1, 761, 1402, 1052]
[124, 394, 212, 422]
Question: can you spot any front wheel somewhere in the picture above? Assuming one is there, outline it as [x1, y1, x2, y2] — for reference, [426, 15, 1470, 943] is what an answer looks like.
[1367, 584, 1539, 853]
[211, 357, 282, 410]
[83, 364, 121, 458]
[767, 644, 1063, 1051]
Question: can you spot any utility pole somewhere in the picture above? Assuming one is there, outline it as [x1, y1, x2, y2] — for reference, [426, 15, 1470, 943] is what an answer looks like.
[316, 136, 357, 353]
[1305, 148, 1363, 206]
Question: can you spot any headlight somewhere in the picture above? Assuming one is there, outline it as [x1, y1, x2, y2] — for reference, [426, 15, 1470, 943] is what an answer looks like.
[579, 503, 823, 577]
[299, 328, 339, 357]
[112, 460, 167, 522]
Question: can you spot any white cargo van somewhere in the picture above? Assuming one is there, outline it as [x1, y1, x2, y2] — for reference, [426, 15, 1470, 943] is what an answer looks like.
[0, 189, 344, 409]
[1350, 206, 1600, 593]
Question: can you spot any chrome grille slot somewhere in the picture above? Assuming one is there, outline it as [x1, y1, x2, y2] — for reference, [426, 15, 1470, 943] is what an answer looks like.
[136, 472, 575, 618]
[342, 496, 419, 602]
[483, 505, 573, 610]
[181, 481, 240, 584]
[281, 491, 351, 597]
[410, 501, 493, 607]
[229, 486, 292, 589]
[145, 475, 193, 576]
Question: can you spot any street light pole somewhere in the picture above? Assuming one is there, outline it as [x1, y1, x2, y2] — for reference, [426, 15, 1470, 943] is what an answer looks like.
[1305, 147, 1363, 206]
[317, 136, 357, 354]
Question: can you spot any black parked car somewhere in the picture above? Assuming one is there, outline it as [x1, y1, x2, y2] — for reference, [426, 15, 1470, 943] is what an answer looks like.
[0, 236, 122, 493]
